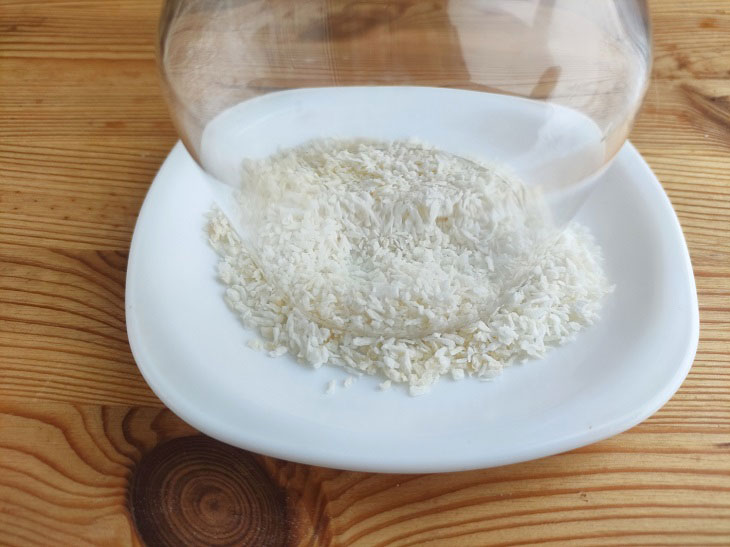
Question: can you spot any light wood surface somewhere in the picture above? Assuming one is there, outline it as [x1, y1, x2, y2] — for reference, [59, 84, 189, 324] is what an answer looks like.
[1, 0, 729, 545]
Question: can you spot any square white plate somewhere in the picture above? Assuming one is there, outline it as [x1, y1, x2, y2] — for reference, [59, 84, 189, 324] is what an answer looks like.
[126, 141, 698, 473]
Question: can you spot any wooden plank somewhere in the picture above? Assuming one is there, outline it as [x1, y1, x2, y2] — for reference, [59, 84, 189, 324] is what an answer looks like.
[0, 247, 159, 405]
[0, 138, 172, 250]
[0, 0, 160, 60]
[0, 402, 729, 547]
[0, 403, 191, 546]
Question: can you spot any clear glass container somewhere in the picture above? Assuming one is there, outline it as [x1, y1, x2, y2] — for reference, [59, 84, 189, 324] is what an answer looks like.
[157, 0, 651, 336]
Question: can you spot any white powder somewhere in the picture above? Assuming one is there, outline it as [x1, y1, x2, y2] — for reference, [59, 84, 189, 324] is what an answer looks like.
[207, 138, 612, 395]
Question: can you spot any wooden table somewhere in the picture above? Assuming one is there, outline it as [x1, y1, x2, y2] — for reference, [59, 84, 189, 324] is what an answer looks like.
[1, 1, 729, 545]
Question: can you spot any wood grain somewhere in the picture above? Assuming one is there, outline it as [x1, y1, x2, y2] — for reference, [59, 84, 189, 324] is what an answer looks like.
[0, 0, 729, 545]
[0, 247, 160, 405]
[129, 436, 292, 546]
[0, 403, 729, 546]
[0, 403, 193, 546]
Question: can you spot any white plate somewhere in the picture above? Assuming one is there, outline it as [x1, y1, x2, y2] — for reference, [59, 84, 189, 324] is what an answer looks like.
[126, 141, 698, 473]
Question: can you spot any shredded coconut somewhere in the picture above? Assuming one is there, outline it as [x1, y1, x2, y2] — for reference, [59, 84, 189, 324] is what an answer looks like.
[207, 138, 612, 395]
[246, 338, 263, 351]
[325, 379, 337, 395]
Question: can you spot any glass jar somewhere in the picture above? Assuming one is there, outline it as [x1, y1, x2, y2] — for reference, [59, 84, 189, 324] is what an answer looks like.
[158, 0, 651, 336]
